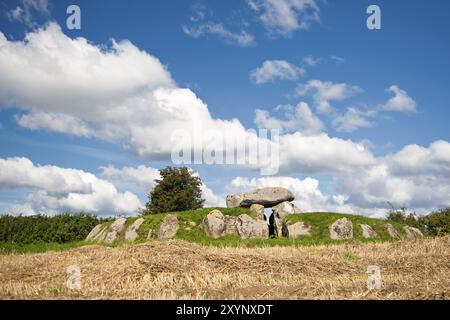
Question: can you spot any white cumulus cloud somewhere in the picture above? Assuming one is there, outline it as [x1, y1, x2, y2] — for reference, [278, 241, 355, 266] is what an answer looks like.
[382, 85, 417, 113]
[250, 60, 305, 84]
[254, 102, 323, 135]
[248, 0, 320, 36]
[182, 22, 255, 47]
[0, 157, 142, 216]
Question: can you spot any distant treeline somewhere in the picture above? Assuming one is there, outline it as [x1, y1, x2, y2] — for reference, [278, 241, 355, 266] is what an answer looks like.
[387, 207, 450, 237]
[0, 214, 108, 244]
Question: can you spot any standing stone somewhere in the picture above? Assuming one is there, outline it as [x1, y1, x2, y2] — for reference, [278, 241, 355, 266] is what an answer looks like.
[360, 224, 378, 238]
[147, 229, 153, 240]
[125, 218, 144, 241]
[203, 209, 226, 239]
[86, 224, 104, 241]
[92, 226, 108, 242]
[223, 215, 238, 236]
[236, 214, 269, 239]
[104, 217, 127, 244]
[385, 223, 399, 238]
[272, 201, 300, 219]
[329, 218, 353, 240]
[283, 221, 311, 239]
[403, 226, 424, 239]
[158, 214, 179, 240]
[269, 213, 284, 237]
[226, 187, 294, 208]
[250, 204, 266, 220]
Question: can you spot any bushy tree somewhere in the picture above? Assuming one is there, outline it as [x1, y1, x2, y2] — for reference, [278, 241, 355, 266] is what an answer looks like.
[386, 204, 426, 232]
[419, 208, 450, 236]
[386, 204, 450, 236]
[143, 166, 205, 214]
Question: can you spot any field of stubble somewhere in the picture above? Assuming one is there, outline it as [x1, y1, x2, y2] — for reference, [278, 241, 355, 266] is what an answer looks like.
[0, 237, 449, 300]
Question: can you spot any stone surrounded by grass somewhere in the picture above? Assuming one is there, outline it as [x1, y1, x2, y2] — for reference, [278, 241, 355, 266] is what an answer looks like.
[203, 209, 226, 239]
[270, 215, 283, 237]
[125, 218, 144, 241]
[226, 187, 294, 208]
[92, 226, 109, 242]
[158, 214, 179, 240]
[272, 201, 300, 219]
[360, 224, 378, 239]
[283, 221, 311, 239]
[385, 223, 400, 238]
[403, 226, 424, 239]
[236, 214, 269, 239]
[329, 218, 353, 240]
[147, 229, 153, 240]
[223, 215, 238, 236]
[86, 224, 104, 241]
[250, 204, 266, 220]
[104, 217, 127, 244]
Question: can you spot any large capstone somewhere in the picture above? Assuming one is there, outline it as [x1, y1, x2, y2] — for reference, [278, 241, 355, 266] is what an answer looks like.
[226, 187, 294, 208]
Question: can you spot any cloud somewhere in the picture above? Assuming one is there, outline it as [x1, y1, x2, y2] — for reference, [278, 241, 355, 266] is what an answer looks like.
[0, 23, 258, 160]
[16, 112, 93, 137]
[250, 60, 305, 84]
[229, 139, 450, 216]
[330, 55, 345, 64]
[254, 102, 323, 135]
[0, 23, 372, 176]
[296, 80, 361, 111]
[1, 21, 438, 212]
[335, 140, 450, 213]
[303, 55, 320, 66]
[182, 22, 255, 47]
[99, 165, 161, 193]
[332, 107, 375, 132]
[227, 176, 351, 213]
[387, 140, 450, 177]
[296, 81, 416, 132]
[7, 0, 50, 28]
[278, 132, 374, 175]
[248, 0, 320, 37]
[0, 157, 142, 216]
[382, 85, 417, 113]
[100, 165, 225, 208]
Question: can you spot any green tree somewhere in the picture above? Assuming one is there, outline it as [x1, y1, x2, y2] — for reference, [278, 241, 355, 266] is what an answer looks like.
[143, 166, 205, 214]
[419, 208, 450, 236]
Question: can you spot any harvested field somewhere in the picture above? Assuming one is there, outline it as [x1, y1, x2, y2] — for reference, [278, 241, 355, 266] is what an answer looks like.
[0, 237, 449, 300]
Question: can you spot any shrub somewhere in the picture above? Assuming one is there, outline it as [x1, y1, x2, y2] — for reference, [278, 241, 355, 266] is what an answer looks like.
[0, 213, 105, 244]
[386, 205, 450, 237]
[419, 208, 450, 236]
[143, 166, 205, 214]
[386, 206, 425, 230]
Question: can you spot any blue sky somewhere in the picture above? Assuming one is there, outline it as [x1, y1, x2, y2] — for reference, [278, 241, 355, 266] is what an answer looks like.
[0, 0, 449, 217]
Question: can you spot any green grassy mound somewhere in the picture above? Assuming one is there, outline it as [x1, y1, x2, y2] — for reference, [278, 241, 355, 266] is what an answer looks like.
[116, 208, 408, 247]
[0, 209, 410, 254]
